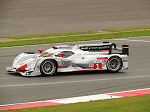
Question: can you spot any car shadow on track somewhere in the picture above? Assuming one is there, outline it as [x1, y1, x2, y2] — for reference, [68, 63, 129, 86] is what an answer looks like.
[6, 70, 127, 78]
[6, 72, 23, 77]
[55, 70, 126, 77]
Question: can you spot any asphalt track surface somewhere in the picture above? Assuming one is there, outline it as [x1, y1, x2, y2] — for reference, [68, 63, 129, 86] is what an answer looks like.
[0, 0, 150, 36]
[0, 36, 150, 105]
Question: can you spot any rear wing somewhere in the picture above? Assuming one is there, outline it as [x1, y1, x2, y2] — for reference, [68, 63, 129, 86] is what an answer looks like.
[121, 45, 129, 56]
[79, 42, 129, 55]
[106, 42, 129, 56]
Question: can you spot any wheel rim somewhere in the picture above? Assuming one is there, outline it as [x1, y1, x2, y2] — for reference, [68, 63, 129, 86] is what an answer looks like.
[107, 57, 121, 71]
[42, 61, 56, 75]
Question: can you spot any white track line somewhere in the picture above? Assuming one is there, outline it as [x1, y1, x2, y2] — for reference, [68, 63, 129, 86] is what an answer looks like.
[47, 87, 150, 104]
[48, 94, 121, 104]
[0, 75, 150, 88]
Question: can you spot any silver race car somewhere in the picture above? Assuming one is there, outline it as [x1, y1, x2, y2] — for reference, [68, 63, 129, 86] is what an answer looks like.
[6, 42, 129, 76]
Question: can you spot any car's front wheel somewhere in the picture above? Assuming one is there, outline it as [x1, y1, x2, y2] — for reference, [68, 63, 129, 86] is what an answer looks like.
[106, 56, 122, 72]
[40, 59, 57, 76]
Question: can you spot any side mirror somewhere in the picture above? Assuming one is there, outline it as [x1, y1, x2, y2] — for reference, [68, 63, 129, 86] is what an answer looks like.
[38, 49, 43, 53]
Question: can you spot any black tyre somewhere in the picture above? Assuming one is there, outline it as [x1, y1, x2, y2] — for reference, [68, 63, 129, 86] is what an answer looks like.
[40, 59, 57, 76]
[106, 56, 122, 72]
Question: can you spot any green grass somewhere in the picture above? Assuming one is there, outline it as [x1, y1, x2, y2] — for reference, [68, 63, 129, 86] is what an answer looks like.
[0, 30, 150, 47]
[104, 26, 150, 32]
[0, 31, 97, 39]
[1, 27, 150, 39]
[2, 94, 150, 112]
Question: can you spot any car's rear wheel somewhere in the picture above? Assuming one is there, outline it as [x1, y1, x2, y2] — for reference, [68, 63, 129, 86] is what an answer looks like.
[40, 59, 57, 76]
[106, 56, 122, 72]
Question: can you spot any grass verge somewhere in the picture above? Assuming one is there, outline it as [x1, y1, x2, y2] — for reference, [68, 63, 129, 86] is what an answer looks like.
[0, 31, 97, 39]
[2, 94, 150, 112]
[0, 30, 150, 47]
[0, 27, 150, 47]
[104, 26, 150, 32]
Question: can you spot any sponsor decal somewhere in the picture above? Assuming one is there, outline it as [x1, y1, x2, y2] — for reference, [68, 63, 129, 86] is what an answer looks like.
[94, 63, 102, 69]
[95, 57, 108, 63]
[80, 45, 110, 51]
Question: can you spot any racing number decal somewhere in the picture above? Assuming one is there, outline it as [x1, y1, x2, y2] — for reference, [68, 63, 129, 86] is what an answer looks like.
[94, 63, 102, 69]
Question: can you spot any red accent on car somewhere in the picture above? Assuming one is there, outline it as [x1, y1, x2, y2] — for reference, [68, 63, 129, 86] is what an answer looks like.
[58, 53, 65, 58]
[94, 63, 102, 69]
[97, 57, 108, 60]
[53, 46, 58, 49]
[73, 70, 89, 72]
[38, 49, 43, 53]
[17, 64, 27, 71]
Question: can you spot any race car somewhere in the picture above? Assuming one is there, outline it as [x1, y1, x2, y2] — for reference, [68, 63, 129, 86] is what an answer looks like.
[6, 42, 129, 76]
